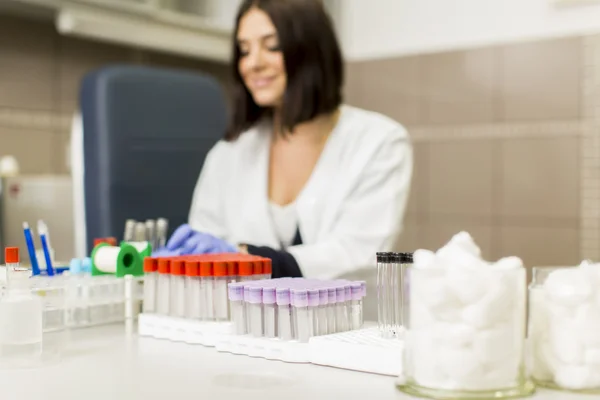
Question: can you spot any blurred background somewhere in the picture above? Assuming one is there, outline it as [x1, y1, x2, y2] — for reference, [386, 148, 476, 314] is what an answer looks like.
[0, 0, 599, 272]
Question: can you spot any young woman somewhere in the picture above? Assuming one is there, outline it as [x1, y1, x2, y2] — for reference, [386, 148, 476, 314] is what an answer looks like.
[157, 0, 413, 279]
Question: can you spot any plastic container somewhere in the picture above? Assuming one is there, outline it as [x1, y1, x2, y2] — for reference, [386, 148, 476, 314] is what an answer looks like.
[398, 265, 534, 399]
[199, 261, 212, 320]
[156, 258, 170, 315]
[292, 289, 310, 343]
[213, 262, 229, 322]
[169, 260, 186, 318]
[327, 287, 337, 334]
[263, 287, 277, 338]
[248, 287, 263, 337]
[528, 265, 600, 393]
[185, 261, 201, 319]
[317, 288, 328, 335]
[143, 257, 157, 313]
[350, 282, 363, 331]
[277, 288, 293, 341]
[229, 283, 246, 335]
[335, 286, 347, 333]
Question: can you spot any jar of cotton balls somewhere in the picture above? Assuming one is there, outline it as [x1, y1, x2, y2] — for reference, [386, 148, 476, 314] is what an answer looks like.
[397, 232, 535, 399]
[528, 262, 600, 393]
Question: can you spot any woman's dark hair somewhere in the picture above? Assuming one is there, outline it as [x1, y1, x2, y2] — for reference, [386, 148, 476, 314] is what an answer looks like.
[225, 0, 344, 141]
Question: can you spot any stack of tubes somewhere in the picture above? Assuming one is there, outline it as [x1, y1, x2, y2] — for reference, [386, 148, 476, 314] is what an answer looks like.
[142, 254, 272, 321]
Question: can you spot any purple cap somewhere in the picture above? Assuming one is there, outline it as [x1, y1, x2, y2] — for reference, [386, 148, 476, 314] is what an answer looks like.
[276, 288, 290, 306]
[291, 289, 308, 307]
[247, 287, 262, 304]
[351, 282, 362, 300]
[308, 289, 320, 307]
[360, 281, 366, 297]
[244, 285, 250, 302]
[344, 285, 351, 300]
[319, 288, 328, 305]
[228, 283, 244, 301]
[328, 287, 336, 303]
[263, 287, 276, 304]
[336, 286, 345, 302]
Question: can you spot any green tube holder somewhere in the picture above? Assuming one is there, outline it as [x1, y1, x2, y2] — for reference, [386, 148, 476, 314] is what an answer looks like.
[90, 242, 143, 278]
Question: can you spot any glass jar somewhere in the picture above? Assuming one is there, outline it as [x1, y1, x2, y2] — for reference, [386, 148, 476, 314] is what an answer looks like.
[397, 265, 534, 399]
[528, 265, 600, 394]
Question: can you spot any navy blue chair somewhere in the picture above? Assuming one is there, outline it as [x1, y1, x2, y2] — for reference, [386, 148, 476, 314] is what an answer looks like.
[72, 65, 228, 256]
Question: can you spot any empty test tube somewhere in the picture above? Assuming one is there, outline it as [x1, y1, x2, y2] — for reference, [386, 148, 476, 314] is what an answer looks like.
[157, 259, 170, 315]
[263, 286, 277, 338]
[350, 282, 363, 330]
[276, 288, 293, 341]
[327, 287, 336, 334]
[143, 258, 157, 313]
[292, 289, 310, 343]
[335, 285, 347, 333]
[307, 289, 319, 339]
[198, 261, 211, 320]
[213, 262, 230, 322]
[248, 287, 263, 337]
[229, 283, 246, 335]
[318, 288, 328, 335]
[344, 283, 352, 329]
[169, 260, 186, 318]
[185, 261, 201, 319]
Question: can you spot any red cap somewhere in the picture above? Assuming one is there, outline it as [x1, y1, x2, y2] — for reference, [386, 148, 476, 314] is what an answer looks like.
[227, 261, 237, 276]
[253, 260, 263, 275]
[199, 261, 212, 277]
[213, 261, 228, 277]
[4, 247, 19, 264]
[143, 257, 158, 273]
[263, 258, 272, 275]
[185, 261, 199, 277]
[94, 237, 117, 246]
[171, 259, 185, 276]
[238, 261, 253, 276]
[158, 258, 170, 274]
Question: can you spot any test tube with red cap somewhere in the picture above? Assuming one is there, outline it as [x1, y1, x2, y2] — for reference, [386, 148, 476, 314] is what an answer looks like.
[170, 259, 186, 318]
[156, 258, 170, 315]
[253, 260, 263, 281]
[201, 261, 214, 320]
[263, 258, 272, 280]
[213, 261, 229, 322]
[143, 257, 158, 314]
[199, 261, 211, 320]
[185, 261, 201, 320]
[238, 261, 253, 283]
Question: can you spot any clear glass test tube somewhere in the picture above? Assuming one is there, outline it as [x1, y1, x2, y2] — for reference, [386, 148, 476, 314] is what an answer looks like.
[185, 261, 201, 319]
[156, 259, 170, 315]
[228, 283, 246, 335]
[376, 252, 385, 335]
[318, 288, 328, 335]
[392, 253, 402, 338]
[401, 253, 413, 331]
[327, 287, 336, 334]
[169, 260, 186, 318]
[292, 289, 310, 343]
[276, 288, 293, 341]
[248, 287, 263, 337]
[142, 258, 157, 313]
[263, 286, 277, 338]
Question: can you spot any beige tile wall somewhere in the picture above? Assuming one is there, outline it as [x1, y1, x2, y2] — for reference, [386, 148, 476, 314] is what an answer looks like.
[346, 35, 600, 270]
[0, 14, 231, 175]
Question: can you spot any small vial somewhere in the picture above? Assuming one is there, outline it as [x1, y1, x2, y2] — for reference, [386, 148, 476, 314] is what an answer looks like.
[244, 285, 251, 332]
[156, 259, 170, 315]
[344, 283, 352, 329]
[317, 288, 328, 336]
[335, 286, 347, 332]
[350, 282, 363, 330]
[276, 288, 293, 341]
[0, 247, 43, 367]
[327, 287, 337, 334]
[228, 283, 246, 335]
[142, 258, 157, 314]
[169, 260, 186, 318]
[199, 261, 212, 320]
[248, 287, 263, 337]
[307, 289, 319, 339]
[263, 287, 277, 338]
[238, 261, 254, 282]
[292, 289, 310, 343]
[213, 262, 229, 322]
[185, 261, 201, 319]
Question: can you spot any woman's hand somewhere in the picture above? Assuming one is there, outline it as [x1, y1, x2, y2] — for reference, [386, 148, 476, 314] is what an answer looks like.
[152, 224, 237, 256]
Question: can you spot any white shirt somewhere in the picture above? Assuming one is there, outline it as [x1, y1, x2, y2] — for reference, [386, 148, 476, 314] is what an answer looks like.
[188, 105, 413, 279]
[268, 201, 298, 249]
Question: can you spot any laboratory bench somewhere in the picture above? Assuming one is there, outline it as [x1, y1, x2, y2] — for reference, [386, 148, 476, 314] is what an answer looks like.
[0, 324, 589, 400]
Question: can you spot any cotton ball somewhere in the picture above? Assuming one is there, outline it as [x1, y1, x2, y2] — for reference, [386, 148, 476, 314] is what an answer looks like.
[413, 249, 436, 269]
[492, 256, 523, 271]
[482, 356, 521, 390]
[574, 304, 600, 347]
[410, 300, 436, 329]
[412, 270, 461, 320]
[554, 365, 600, 390]
[445, 268, 490, 305]
[433, 322, 476, 347]
[444, 231, 482, 257]
[472, 325, 518, 365]
[438, 346, 484, 386]
[549, 322, 585, 365]
[585, 348, 600, 365]
[436, 244, 484, 271]
[544, 268, 593, 307]
[531, 338, 555, 382]
[410, 330, 448, 388]
[461, 276, 514, 329]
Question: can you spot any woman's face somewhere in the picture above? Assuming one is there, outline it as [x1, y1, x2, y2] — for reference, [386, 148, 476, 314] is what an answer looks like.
[237, 8, 287, 107]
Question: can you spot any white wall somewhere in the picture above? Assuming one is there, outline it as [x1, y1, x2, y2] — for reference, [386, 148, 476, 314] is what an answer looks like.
[341, 0, 600, 61]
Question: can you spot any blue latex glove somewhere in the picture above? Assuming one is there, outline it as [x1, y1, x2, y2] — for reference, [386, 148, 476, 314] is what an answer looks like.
[153, 224, 237, 256]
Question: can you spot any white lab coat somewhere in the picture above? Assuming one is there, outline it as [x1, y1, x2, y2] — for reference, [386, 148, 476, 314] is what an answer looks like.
[188, 105, 413, 279]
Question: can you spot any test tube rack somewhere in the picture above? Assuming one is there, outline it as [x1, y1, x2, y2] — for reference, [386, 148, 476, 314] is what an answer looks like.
[138, 313, 231, 346]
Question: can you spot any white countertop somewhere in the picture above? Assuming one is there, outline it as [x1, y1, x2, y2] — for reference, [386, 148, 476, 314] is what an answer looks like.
[0, 324, 589, 400]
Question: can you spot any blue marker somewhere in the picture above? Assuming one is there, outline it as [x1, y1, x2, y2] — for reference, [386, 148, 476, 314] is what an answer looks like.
[37, 220, 55, 276]
[22, 222, 40, 275]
